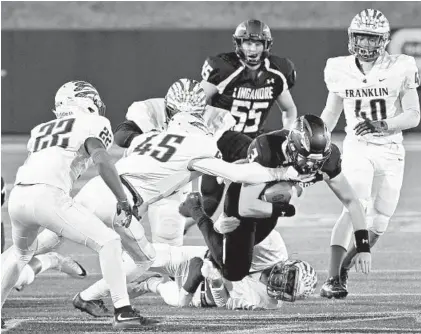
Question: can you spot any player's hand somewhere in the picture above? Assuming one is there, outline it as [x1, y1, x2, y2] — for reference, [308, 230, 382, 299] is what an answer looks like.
[115, 199, 133, 228]
[353, 252, 371, 274]
[179, 192, 204, 218]
[354, 119, 387, 136]
[214, 214, 240, 234]
[277, 166, 315, 183]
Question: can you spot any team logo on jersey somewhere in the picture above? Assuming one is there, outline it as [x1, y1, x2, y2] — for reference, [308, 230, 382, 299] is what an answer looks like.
[232, 86, 274, 100]
[345, 87, 389, 98]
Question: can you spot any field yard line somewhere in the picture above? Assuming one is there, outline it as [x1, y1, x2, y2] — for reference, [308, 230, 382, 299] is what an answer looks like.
[2, 319, 28, 332]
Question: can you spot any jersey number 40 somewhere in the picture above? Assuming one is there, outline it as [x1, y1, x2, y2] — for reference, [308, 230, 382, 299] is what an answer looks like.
[354, 98, 387, 121]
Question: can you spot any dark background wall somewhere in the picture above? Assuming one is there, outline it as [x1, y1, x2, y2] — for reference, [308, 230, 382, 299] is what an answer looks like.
[2, 29, 421, 133]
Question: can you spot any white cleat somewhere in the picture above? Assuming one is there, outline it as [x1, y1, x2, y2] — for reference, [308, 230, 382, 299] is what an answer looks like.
[52, 252, 87, 279]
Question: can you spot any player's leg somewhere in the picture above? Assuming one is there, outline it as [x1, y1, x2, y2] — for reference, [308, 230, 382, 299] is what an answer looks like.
[148, 192, 186, 246]
[341, 145, 405, 270]
[322, 139, 374, 299]
[1, 186, 40, 307]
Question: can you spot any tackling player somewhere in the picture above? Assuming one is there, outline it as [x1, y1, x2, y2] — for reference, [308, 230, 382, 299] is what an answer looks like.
[181, 115, 372, 283]
[113, 78, 237, 246]
[0, 81, 154, 329]
[127, 229, 318, 310]
[320, 9, 420, 298]
[199, 19, 298, 219]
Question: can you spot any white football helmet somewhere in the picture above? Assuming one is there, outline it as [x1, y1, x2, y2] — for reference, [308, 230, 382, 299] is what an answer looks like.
[266, 259, 317, 302]
[164, 78, 207, 119]
[348, 9, 391, 62]
[167, 111, 211, 136]
[53, 80, 106, 118]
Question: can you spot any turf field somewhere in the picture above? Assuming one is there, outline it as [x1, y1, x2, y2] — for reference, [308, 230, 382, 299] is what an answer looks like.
[1, 134, 421, 334]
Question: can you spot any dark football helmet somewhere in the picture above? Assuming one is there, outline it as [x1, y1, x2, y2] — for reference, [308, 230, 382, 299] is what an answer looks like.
[232, 19, 273, 65]
[267, 259, 317, 302]
[286, 115, 332, 175]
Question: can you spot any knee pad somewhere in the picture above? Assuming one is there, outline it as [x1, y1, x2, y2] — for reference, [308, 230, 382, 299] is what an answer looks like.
[368, 211, 390, 236]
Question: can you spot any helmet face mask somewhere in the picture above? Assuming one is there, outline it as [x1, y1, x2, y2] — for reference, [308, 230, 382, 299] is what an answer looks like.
[286, 115, 332, 175]
[233, 19, 273, 66]
[266, 260, 317, 302]
[348, 9, 390, 62]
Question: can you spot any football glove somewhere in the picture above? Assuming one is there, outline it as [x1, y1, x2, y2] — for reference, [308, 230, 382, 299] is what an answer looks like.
[354, 119, 388, 136]
[213, 214, 240, 234]
[179, 192, 204, 218]
[116, 199, 133, 228]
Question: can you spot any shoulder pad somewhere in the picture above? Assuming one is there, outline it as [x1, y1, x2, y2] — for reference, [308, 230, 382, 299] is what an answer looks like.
[247, 130, 288, 167]
[324, 56, 350, 93]
[398, 55, 420, 89]
[321, 143, 342, 179]
[126, 98, 166, 133]
[268, 56, 297, 89]
[201, 53, 240, 85]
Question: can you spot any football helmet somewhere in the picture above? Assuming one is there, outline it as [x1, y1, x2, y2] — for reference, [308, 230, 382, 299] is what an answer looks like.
[348, 9, 391, 62]
[233, 19, 273, 65]
[164, 78, 207, 119]
[167, 111, 210, 136]
[286, 115, 332, 175]
[53, 80, 106, 118]
[267, 259, 317, 302]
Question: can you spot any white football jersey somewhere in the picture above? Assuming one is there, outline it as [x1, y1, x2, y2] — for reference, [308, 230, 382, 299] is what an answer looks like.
[115, 129, 219, 202]
[126, 98, 236, 140]
[15, 114, 113, 194]
[324, 53, 420, 144]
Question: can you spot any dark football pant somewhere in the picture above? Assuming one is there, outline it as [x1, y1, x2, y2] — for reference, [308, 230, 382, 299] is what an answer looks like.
[198, 182, 277, 281]
[201, 131, 253, 216]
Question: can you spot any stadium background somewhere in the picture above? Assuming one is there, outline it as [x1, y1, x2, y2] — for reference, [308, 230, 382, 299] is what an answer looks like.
[1, 1, 421, 133]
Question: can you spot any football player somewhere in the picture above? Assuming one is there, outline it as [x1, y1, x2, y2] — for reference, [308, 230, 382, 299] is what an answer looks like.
[199, 19, 298, 219]
[126, 229, 317, 310]
[66, 80, 302, 317]
[320, 9, 420, 298]
[113, 78, 237, 246]
[180, 115, 372, 283]
[0, 81, 154, 329]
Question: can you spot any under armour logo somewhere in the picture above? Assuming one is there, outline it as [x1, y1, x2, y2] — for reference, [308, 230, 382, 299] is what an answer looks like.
[362, 239, 369, 244]
[266, 78, 275, 84]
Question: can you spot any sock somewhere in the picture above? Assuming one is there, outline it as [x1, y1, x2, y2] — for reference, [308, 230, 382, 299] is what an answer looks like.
[342, 231, 380, 270]
[98, 239, 130, 309]
[328, 245, 347, 278]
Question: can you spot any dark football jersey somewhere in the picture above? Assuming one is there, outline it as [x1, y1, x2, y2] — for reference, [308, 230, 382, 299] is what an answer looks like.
[201, 52, 296, 138]
[1, 177, 5, 206]
[247, 130, 342, 186]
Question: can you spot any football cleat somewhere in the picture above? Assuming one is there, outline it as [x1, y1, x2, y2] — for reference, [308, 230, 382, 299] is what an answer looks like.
[72, 293, 112, 318]
[113, 306, 159, 329]
[340, 267, 349, 290]
[320, 276, 348, 299]
[53, 253, 87, 279]
[127, 273, 164, 299]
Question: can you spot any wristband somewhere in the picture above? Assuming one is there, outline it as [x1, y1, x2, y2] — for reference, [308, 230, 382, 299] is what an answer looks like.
[271, 203, 295, 219]
[354, 229, 370, 253]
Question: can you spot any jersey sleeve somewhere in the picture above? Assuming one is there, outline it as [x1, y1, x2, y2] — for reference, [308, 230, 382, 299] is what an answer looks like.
[126, 101, 159, 133]
[321, 143, 342, 179]
[402, 56, 420, 90]
[270, 56, 297, 89]
[86, 116, 114, 151]
[201, 55, 233, 86]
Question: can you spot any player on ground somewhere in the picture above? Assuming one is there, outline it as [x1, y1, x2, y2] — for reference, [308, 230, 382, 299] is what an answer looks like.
[127, 228, 317, 310]
[320, 9, 420, 298]
[199, 19, 298, 218]
[67, 79, 302, 317]
[114, 78, 236, 246]
[181, 115, 372, 283]
[0, 81, 155, 329]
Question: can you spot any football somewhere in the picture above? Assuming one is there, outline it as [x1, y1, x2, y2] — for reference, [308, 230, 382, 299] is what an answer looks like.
[260, 181, 301, 203]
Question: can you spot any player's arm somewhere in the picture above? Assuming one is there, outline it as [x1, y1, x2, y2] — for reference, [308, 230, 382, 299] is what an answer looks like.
[320, 92, 344, 132]
[200, 80, 219, 103]
[238, 183, 295, 218]
[275, 90, 297, 130]
[114, 120, 143, 148]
